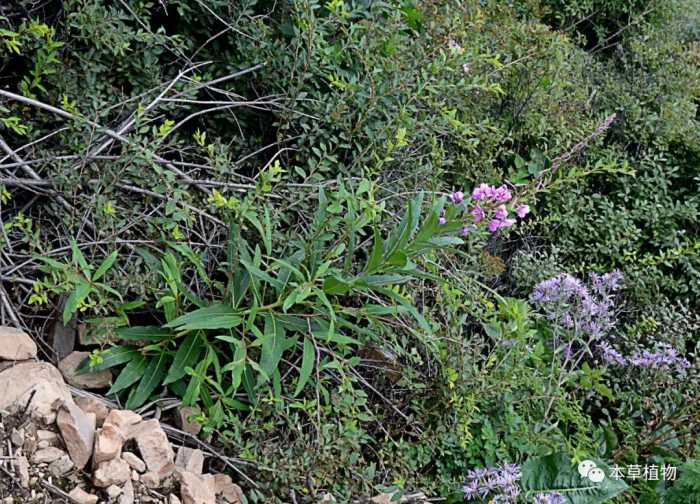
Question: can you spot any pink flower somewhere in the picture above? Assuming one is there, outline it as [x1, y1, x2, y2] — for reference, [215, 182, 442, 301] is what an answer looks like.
[487, 219, 501, 232]
[450, 191, 464, 204]
[515, 204, 530, 218]
[494, 204, 508, 219]
[493, 185, 512, 202]
[471, 183, 493, 201]
[438, 216, 447, 225]
[501, 218, 516, 228]
[471, 205, 484, 223]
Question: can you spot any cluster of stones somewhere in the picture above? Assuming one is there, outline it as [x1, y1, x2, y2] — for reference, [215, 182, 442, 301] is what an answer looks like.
[0, 326, 242, 504]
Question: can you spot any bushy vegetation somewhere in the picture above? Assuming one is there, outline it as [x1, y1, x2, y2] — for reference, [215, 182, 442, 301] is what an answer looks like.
[1, 0, 698, 502]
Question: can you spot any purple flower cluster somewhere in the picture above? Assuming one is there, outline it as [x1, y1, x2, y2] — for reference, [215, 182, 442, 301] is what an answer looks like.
[598, 341, 626, 365]
[599, 342, 690, 370]
[533, 492, 566, 504]
[443, 183, 530, 236]
[530, 271, 623, 338]
[463, 464, 521, 502]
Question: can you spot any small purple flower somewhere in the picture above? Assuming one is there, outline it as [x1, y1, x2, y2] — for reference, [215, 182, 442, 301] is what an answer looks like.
[450, 191, 465, 204]
[438, 216, 447, 225]
[462, 480, 479, 500]
[534, 492, 566, 504]
[515, 203, 530, 218]
[471, 183, 492, 201]
[460, 225, 472, 236]
[494, 185, 512, 202]
[471, 205, 484, 223]
[599, 341, 626, 365]
[488, 219, 502, 232]
[495, 204, 508, 219]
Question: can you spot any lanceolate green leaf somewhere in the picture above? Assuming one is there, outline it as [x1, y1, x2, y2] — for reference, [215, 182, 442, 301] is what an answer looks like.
[87, 345, 138, 371]
[165, 303, 243, 330]
[64, 282, 92, 324]
[163, 333, 203, 385]
[92, 250, 118, 281]
[109, 354, 147, 395]
[116, 326, 172, 341]
[126, 352, 168, 409]
[294, 337, 315, 397]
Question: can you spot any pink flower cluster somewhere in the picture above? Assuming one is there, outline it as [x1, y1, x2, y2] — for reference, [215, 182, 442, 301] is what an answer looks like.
[471, 183, 529, 232]
[440, 183, 530, 235]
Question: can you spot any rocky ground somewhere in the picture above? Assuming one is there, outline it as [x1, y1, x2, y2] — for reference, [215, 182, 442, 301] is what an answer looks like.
[0, 326, 242, 504]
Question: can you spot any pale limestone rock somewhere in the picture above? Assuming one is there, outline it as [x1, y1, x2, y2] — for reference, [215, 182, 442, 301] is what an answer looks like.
[14, 454, 29, 488]
[175, 447, 204, 475]
[75, 396, 110, 426]
[48, 454, 74, 477]
[176, 406, 202, 436]
[0, 326, 37, 360]
[142, 471, 161, 488]
[93, 423, 124, 465]
[32, 446, 66, 464]
[0, 362, 71, 423]
[10, 427, 24, 447]
[36, 429, 59, 445]
[93, 457, 131, 487]
[214, 474, 244, 503]
[56, 401, 95, 470]
[68, 487, 99, 504]
[119, 479, 135, 504]
[178, 470, 216, 504]
[104, 409, 142, 437]
[106, 485, 123, 499]
[122, 451, 146, 472]
[59, 351, 112, 389]
[134, 419, 175, 473]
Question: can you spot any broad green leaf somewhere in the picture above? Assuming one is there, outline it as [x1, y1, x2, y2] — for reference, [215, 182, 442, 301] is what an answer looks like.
[361, 304, 411, 316]
[64, 282, 92, 324]
[240, 258, 283, 292]
[520, 453, 628, 503]
[165, 304, 242, 330]
[116, 326, 172, 341]
[70, 239, 91, 277]
[126, 353, 168, 409]
[92, 250, 118, 281]
[260, 315, 285, 377]
[323, 276, 353, 295]
[364, 227, 384, 274]
[163, 333, 203, 385]
[294, 337, 315, 397]
[108, 354, 147, 395]
[87, 345, 138, 371]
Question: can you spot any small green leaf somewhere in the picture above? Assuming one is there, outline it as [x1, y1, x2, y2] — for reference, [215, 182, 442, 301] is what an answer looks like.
[87, 346, 138, 371]
[108, 354, 147, 395]
[92, 250, 118, 281]
[163, 333, 203, 385]
[126, 353, 168, 409]
[165, 304, 243, 330]
[116, 326, 172, 341]
[294, 337, 315, 397]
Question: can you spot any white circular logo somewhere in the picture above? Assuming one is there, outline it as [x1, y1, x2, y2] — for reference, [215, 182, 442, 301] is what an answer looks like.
[588, 467, 606, 483]
[578, 460, 597, 478]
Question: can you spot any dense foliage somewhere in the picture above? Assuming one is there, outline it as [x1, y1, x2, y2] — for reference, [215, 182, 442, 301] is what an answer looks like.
[1, 0, 698, 502]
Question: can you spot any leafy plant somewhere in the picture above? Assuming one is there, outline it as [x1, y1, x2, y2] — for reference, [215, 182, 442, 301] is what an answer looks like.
[520, 453, 628, 503]
[89, 189, 464, 414]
